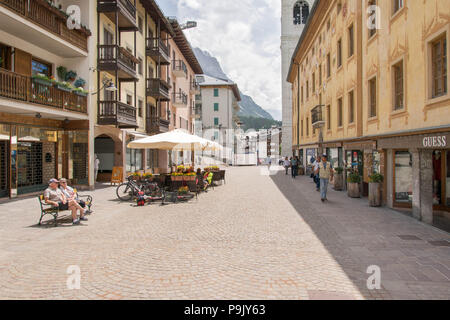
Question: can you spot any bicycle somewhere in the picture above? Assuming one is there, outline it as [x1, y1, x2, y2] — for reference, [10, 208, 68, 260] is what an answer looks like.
[116, 176, 165, 202]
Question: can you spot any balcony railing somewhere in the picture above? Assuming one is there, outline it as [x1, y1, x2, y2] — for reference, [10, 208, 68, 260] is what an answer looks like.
[0, 68, 88, 114]
[190, 80, 200, 93]
[98, 45, 139, 79]
[97, 0, 137, 29]
[0, 0, 90, 52]
[311, 105, 325, 127]
[98, 100, 137, 128]
[172, 60, 187, 77]
[146, 78, 170, 101]
[146, 37, 170, 65]
[173, 91, 188, 108]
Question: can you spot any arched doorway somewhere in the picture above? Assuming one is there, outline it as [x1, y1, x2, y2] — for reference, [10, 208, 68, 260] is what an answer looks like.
[94, 135, 116, 182]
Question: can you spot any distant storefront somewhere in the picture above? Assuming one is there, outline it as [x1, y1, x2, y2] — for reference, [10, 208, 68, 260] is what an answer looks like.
[378, 130, 450, 224]
[0, 123, 89, 198]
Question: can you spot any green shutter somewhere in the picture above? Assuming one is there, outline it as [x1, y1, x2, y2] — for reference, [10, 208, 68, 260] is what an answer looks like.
[214, 117, 219, 126]
[214, 103, 219, 111]
[214, 88, 219, 97]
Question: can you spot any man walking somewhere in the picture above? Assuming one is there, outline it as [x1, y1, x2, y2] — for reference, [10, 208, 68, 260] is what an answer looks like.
[94, 154, 100, 182]
[291, 156, 298, 179]
[283, 157, 290, 175]
[315, 154, 333, 202]
[313, 156, 321, 191]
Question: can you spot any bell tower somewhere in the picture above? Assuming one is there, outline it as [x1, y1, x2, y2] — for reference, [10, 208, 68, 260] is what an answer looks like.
[281, 0, 315, 157]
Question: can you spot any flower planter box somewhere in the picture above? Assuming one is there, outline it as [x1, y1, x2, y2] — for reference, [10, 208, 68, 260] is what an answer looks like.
[369, 182, 382, 207]
[183, 176, 196, 181]
[55, 84, 72, 92]
[73, 91, 88, 97]
[171, 176, 183, 181]
[347, 182, 360, 198]
[33, 78, 53, 87]
[333, 173, 344, 191]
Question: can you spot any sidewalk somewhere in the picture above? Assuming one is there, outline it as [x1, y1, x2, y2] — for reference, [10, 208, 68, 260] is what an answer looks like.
[270, 170, 450, 299]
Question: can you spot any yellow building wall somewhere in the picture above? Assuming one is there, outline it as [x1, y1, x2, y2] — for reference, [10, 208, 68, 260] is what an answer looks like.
[362, 0, 450, 137]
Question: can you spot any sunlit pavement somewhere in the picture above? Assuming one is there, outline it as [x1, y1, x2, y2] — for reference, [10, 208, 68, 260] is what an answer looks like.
[0, 166, 448, 300]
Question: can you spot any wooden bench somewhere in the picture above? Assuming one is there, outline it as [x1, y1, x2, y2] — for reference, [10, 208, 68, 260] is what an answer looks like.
[38, 195, 62, 226]
[38, 190, 93, 226]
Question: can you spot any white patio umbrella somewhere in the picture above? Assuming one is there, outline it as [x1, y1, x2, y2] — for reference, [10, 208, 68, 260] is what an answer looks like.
[127, 129, 220, 152]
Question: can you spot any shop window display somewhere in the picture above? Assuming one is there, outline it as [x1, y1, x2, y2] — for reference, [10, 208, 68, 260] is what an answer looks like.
[394, 151, 413, 204]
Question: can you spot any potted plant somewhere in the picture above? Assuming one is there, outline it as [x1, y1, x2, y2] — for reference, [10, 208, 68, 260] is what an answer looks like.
[171, 172, 184, 181]
[333, 167, 344, 191]
[143, 173, 153, 180]
[368, 173, 383, 207]
[65, 70, 77, 82]
[131, 172, 141, 181]
[73, 87, 89, 96]
[347, 172, 361, 198]
[32, 73, 53, 86]
[74, 78, 86, 89]
[184, 172, 196, 181]
[178, 186, 189, 195]
[55, 81, 73, 92]
[57, 66, 67, 81]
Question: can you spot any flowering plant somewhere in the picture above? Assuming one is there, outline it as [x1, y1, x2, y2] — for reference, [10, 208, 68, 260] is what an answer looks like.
[178, 186, 189, 194]
[171, 172, 184, 176]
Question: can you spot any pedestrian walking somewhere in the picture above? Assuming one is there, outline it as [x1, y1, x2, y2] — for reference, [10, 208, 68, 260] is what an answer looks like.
[291, 156, 298, 179]
[283, 157, 290, 175]
[315, 154, 334, 202]
[94, 154, 100, 182]
[313, 157, 321, 191]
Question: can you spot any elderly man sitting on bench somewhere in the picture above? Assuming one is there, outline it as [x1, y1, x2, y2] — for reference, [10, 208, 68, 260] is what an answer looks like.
[59, 178, 90, 215]
[44, 179, 87, 225]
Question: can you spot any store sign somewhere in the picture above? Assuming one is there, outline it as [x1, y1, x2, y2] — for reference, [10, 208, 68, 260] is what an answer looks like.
[422, 136, 447, 148]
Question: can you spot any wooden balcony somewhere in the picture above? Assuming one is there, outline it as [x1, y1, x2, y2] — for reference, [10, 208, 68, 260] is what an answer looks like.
[190, 80, 200, 94]
[98, 100, 137, 128]
[172, 91, 188, 108]
[146, 116, 170, 134]
[146, 37, 170, 65]
[0, 68, 88, 114]
[98, 45, 139, 81]
[146, 78, 170, 101]
[311, 105, 325, 128]
[0, 0, 90, 52]
[172, 60, 187, 78]
[97, 0, 137, 31]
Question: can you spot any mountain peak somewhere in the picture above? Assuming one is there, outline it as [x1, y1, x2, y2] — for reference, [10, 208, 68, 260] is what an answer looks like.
[194, 47, 274, 120]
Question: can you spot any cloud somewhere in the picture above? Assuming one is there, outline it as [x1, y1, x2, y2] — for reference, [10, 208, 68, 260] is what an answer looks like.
[156, 0, 282, 120]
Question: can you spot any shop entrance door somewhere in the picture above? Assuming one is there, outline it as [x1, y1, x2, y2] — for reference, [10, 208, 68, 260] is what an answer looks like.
[73, 143, 88, 185]
[0, 141, 9, 198]
[17, 142, 44, 194]
[433, 150, 450, 211]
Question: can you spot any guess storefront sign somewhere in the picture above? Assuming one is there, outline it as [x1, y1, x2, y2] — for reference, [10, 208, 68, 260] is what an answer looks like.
[378, 132, 450, 149]
[423, 136, 447, 148]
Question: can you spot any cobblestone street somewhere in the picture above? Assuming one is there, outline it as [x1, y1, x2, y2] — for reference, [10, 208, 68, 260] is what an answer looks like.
[0, 166, 449, 300]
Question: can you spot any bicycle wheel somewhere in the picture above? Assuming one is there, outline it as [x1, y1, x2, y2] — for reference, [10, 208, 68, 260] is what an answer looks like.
[116, 183, 134, 201]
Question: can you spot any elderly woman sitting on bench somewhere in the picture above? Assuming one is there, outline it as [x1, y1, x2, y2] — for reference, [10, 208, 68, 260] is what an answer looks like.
[44, 179, 87, 225]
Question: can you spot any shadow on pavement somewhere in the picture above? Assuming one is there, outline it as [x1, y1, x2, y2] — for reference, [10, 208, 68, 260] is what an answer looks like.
[270, 171, 394, 300]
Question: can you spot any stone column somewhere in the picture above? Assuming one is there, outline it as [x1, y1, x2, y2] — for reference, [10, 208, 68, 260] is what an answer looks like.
[411, 149, 421, 220]
[420, 150, 433, 225]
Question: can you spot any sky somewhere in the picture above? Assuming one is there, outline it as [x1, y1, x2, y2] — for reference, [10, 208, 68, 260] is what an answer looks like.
[156, 0, 282, 120]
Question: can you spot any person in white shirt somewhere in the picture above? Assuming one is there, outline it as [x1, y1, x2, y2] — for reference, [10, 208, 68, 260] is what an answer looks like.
[59, 178, 89, 215]
[313, 157, 321, 191]
[283, 157, 290, 175]
[94, 154, 100, 182]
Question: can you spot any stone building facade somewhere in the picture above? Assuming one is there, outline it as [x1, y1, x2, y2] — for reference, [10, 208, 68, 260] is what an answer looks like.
[288, 0, 450, 228]
[281, 0, 316, 157]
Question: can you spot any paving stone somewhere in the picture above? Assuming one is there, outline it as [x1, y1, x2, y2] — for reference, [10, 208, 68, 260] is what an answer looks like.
[0, 167, 448, 299]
